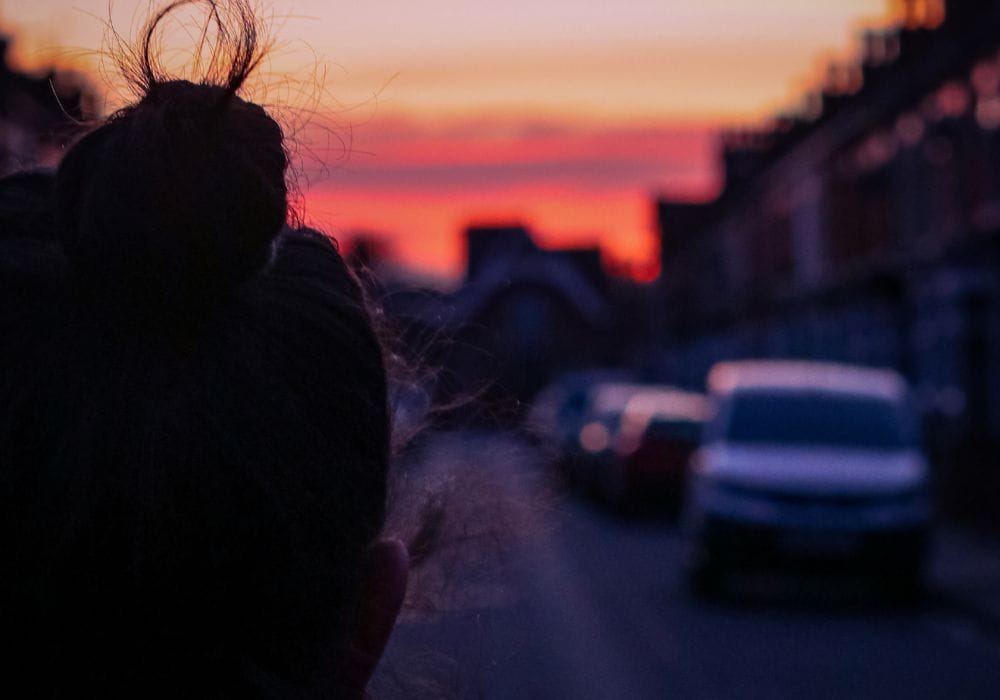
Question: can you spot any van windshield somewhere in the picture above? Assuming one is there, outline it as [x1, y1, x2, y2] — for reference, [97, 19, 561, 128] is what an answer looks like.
[724, 391, 913, 449]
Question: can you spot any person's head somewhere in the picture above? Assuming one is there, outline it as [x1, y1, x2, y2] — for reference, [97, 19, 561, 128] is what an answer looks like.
[0, 1, 406, 696]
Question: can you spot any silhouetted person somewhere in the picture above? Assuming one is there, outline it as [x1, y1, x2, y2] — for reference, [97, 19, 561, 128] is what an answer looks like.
[0, 2, 407, 697]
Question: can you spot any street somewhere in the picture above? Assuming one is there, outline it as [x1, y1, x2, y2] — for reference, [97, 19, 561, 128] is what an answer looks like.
[374, 431, 1000, 699]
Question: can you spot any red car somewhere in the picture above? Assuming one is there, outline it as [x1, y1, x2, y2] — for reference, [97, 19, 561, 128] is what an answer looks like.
[596, 388, 710, 511]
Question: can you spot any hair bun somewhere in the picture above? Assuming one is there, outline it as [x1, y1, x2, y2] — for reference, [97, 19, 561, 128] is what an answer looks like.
[54, 0, 286, 323]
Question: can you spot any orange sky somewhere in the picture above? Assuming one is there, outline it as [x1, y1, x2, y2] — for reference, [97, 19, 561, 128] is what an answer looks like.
[0, 0, 894, 284]
[297, 117, 718, 283]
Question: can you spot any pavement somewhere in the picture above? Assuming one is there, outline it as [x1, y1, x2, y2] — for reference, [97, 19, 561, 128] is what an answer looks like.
[930, 524, 1000, 627]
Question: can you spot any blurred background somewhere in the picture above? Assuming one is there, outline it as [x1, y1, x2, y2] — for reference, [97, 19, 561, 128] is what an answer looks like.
[2, 0, 1000, 698]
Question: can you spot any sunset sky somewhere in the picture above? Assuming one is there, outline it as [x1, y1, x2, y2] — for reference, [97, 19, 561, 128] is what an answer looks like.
[1, 0, 893, 284]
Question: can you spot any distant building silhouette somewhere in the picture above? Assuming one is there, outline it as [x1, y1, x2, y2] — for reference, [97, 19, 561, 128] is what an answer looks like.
[465, 223, 538, 282]
[385, 223, 625, 423]
[0, 36, 94, 175]
[656, 0, 1000, 528]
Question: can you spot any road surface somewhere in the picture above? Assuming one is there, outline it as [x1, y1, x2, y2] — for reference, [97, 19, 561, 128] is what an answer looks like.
[374, 431, 1000, 699]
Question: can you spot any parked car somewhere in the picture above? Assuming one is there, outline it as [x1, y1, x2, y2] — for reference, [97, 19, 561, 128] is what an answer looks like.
[563, 381, 646, 491]
[523, 370, 633, 457]
[594, 387, 709, 511]
[683, 360, 931, 599]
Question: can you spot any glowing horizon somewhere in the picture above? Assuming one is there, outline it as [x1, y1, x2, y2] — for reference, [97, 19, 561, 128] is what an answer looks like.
[0, 0, 893, 281]
[295, 115, 718, 283]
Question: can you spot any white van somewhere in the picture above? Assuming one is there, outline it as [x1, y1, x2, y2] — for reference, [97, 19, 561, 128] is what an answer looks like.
[684, 360, 931, 597]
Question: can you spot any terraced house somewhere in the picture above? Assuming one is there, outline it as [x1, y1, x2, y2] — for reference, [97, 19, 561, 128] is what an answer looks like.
[656, 0, 1000, 529]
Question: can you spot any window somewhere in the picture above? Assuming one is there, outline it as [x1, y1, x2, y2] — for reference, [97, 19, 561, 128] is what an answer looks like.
[723, 390, 914, 449]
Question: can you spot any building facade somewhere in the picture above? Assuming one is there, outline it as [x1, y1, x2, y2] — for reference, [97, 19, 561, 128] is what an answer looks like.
[657, 0, 1000, 527]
